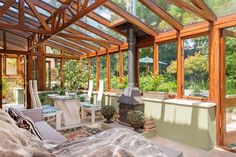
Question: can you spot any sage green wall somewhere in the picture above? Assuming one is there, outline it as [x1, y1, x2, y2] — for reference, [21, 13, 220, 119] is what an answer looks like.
[144, 100, 216, 151]
[94, 94, 216, 150]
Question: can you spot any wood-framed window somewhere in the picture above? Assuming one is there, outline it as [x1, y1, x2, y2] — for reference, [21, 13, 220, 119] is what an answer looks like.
[4, 56, 19, 77]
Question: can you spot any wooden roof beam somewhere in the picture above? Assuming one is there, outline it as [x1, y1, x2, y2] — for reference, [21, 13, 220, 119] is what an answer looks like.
[25, 0, 50, 31]
[51, 36, 90, 53]
[139, 0, 183, 30]
[104, 1, 158, 37]
[74, 21, 123, 45]
[46, 40, 82, 56]
[191, 0, 216, 21]
[0, 21, 50, 34]
[0, 0, 14, 16]
[57, 32, 117, 45]
[167, 0, 216, 22]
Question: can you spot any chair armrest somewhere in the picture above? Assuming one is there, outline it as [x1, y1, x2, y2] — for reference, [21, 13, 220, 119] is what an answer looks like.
[21, 108, 43, 122]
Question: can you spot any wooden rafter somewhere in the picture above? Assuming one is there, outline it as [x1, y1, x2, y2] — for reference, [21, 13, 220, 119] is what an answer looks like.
[18, 0, 25, 25]
[139, 0, 183, 30]
[191, 0, 216, 21]
[46, 40, 82, 56]
[8, 0, 120, 49]
[0, 0, 15, 16]
[104, 1, 158, 37]
[0, 21, 50, 34]
[167, 0, 216, 22]
[51, 36, 90, 53]
[87, 12, 110, 27]
[74, 21, 123, 45]
[57, 33, 117, 45]
[25, 0, 50, 31]
[28, 0, 108, 49]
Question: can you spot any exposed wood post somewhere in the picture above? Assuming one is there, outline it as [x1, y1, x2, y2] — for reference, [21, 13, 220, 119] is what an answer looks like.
[37, 43, 46, 91]
[209, 23, 221, 146]
[26, 53, 33, 109]
[0, 54, 2, 109]
[177, 32, 184, 98]
[153, 42, 159, 74]
[96, 52, 100, 90]
[219, 29, 226, 146]
[3, 30, 6, 50]
[106, 51, 111, 92]
[119, 49, 124, 83]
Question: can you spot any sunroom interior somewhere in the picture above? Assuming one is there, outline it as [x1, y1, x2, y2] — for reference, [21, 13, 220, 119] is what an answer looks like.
[1, 0, 236, 156]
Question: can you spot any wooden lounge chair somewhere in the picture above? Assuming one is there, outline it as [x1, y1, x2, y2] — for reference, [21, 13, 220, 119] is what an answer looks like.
[81, 80, 104, 123]
[29, 80, 62, 129]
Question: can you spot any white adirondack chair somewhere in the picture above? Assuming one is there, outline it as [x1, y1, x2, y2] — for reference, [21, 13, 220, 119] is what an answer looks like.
[81, 80, 104, 123]
[30, 80, 62, 129]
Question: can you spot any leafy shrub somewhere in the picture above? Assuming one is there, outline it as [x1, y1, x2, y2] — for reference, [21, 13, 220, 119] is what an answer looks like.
[63, 60, 88, 92]
[127, 110, 145, 129]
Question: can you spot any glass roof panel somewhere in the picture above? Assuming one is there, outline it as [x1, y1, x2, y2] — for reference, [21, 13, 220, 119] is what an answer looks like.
[153, 0, 204, 25]
[69, 24, 104, 39]
[111, 0, 173, 33]
[93, 5, 120, 22]
[203, 0, 236, 17]
[35, 6, 51, 17]
[83, 41, 101, 49]
[81, 16, 126, 41]
[41, 0, 61, 8]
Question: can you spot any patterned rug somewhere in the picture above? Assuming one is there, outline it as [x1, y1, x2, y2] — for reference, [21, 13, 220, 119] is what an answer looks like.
[58, 126, 103, 141]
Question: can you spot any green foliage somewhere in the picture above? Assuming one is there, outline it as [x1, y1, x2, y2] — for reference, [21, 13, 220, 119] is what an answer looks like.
[52, 84, 65, 95]
[2, 78, 22, 103]
[63, 60, 88, 92]
[110, 76, 128, 89]
[102, 105, 116, 117]
[167, 52, 208, 92]
[226, 37, 236, 95]
[139, 72, 176, 92]
[127, 110, 145, 129]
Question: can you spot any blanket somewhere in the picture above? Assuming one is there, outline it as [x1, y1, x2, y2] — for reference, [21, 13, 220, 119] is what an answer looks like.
[49, 128, 166, 157]
[0, 109, 166, 157]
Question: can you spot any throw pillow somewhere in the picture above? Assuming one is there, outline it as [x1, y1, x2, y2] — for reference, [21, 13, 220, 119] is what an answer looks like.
[19, 115, 43, 140]
[8, 108, 42, 140]
[8, 108, 24, 123]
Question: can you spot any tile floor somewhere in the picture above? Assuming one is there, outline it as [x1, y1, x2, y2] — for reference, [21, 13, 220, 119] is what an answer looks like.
[150, 136, 236, 157]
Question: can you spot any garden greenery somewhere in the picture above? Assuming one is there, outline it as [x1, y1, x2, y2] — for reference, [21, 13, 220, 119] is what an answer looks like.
[63, 60, 88, 92]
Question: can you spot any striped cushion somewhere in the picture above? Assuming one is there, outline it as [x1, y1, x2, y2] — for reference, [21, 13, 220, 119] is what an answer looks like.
[8, 108, 42, 140]
[8, 108, 24, 123]
[19, 116, 42, 140]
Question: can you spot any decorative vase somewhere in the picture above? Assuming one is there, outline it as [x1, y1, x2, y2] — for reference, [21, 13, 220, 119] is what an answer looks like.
[102, 105, 116, 123]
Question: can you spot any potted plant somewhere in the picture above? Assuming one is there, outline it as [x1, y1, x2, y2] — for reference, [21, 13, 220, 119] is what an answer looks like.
[101, 105, 116, 123]
[127, 110, 145, 132]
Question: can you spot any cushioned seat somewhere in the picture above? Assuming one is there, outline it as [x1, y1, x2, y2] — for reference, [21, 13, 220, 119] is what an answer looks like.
[35, 121, 66, 142]
[42, 105, 58, 114]
[155, 143, 184, 157]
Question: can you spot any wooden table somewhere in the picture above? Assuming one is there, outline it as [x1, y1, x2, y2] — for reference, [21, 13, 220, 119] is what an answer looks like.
[53, 96, 81, 127]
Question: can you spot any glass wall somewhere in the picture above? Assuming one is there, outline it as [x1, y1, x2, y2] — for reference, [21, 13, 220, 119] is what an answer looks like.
[138, 47, 153, 91]
[90, 57, 97, 89]
[99, 55, 107, 90]
[159, 42, 177, 93]
[110, 53, 120, 90]
[46, 58, 61, 89]
[184, 36, 209, 97]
